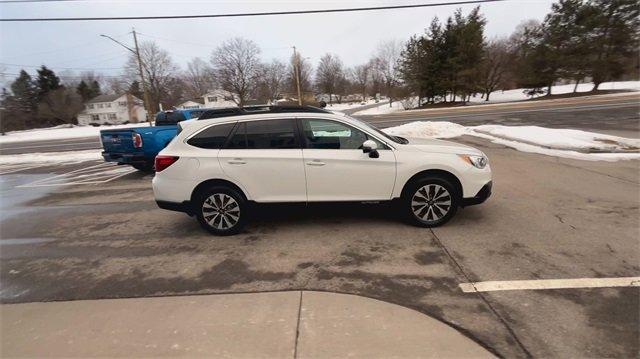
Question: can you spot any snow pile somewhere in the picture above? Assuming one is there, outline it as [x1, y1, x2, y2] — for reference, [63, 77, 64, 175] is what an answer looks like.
[383, 121, 640, 162]
[383, 121, 470, 139]
[472, 125, 640, 152]
[0, 150, 102, 164]
[0, 123, 151, 144]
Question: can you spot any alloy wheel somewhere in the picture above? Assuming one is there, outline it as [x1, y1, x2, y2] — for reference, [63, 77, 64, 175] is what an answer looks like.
[411, 184, 451, 223]
[202, 193, 241, 230]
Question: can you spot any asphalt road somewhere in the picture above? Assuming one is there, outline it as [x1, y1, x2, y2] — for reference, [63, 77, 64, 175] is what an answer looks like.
[361, 92, 640, 137]
[1, 92, 638, 156]
[1, 136, 638, 358]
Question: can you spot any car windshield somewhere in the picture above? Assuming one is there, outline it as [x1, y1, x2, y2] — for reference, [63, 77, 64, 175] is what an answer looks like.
[346, 116, 409, 144]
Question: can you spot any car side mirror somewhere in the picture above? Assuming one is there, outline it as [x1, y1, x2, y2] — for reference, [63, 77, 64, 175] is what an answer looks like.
[362, 140, 379, 158]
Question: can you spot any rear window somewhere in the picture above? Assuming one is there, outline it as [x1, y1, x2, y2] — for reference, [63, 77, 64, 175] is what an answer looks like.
[187, 123, 236, 149]
[155, 111, 186, 126]
[224, 119, 299, 149]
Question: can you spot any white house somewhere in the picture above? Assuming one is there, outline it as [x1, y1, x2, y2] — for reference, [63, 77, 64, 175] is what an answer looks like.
[203, 89, 238, 108]
[77, 93, 147, 126]
[177, 98, 205, 110]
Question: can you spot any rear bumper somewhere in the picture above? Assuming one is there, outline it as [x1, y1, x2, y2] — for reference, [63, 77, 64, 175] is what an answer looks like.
[156, 200, 193, 216]
[461, 181, 492, 207]
[102, 152, 149, 165]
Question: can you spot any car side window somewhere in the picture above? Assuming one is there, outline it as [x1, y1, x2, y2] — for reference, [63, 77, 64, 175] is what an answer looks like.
[225, 122, 247, 149]
[187, 122, 236, 149]
[301, 119, 385, 150]
[242, 119, 299, 149]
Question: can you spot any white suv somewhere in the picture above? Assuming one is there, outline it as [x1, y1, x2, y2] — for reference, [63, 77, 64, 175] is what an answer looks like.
[153, 106, 492, 235]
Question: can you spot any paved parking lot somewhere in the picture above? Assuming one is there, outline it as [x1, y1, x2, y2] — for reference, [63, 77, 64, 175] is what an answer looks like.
[1, 135, 638, 358]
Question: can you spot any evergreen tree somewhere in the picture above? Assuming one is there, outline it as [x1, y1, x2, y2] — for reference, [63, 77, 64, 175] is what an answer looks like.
[587, 0, 639, 90]
[10, 70, 37, 111]
[77, 79, 102, 101]
[36, 65, 61, 102]
[128, 80, 143, 99]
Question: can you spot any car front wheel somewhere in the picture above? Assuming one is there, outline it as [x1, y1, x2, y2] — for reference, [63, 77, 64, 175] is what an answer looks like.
[404, 176, 459, 227]
[195, 186, 247, 235]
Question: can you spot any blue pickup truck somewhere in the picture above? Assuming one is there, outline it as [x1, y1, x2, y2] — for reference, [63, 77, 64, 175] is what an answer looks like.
[100, 108, 208, 172]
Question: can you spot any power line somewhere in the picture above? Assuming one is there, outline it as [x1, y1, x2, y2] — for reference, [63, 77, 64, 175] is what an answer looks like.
[0, 0, 87, 3]
[0, 0, 506, 22]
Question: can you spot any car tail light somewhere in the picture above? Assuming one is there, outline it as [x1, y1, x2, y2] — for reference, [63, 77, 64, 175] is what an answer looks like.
[155, 155, 179, 172]
[132, 133, 143, 148]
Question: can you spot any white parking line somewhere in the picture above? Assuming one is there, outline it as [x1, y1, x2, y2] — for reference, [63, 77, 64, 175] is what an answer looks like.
[459, 277, 640, 293]
[17, 162, 136, 188]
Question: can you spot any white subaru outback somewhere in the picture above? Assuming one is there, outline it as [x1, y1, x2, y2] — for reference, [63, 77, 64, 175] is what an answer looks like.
[152, 106, 492, 235]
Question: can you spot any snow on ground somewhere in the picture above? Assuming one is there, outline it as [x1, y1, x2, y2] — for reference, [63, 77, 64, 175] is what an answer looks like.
[383, 121, 471, 139]
[383, 121, 640, 162]
[352, 101, 405, 116]
[472, 125, 640, 152]
[468, 81, 640, 104]
[0, 123, 151, 144]
[0, 149, 101, 164]
[323, 99, 378, 111]
[354, 81, 640, 115]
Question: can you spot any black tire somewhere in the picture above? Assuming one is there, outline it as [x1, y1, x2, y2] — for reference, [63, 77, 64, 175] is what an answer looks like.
[403, 176, 459, 227]
[132, 162, 154, 173]
[195, 186, 247, 236]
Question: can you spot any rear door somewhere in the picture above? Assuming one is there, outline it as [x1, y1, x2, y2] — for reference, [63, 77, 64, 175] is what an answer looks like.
[300, 118, 396, 201]
[218, 119, 306, 202]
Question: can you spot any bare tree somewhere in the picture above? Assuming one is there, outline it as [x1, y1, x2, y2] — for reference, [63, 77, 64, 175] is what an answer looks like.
[371, 39, 403, 106]
[211, 37, 262, 107]
[125, 41, 179, 111]
[480, 38, 513, 101]
[184, 57, 216, 99]
[37, 87, 84, 125]
[350, 64, 370, 102]
[256, 59, 287, 104]
[315, 53, 345, 104]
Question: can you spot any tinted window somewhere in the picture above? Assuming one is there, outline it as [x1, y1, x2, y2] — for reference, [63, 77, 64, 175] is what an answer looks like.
[242, 120, 299, 149]
[189, 110, 205, 119]
[302, 119, 380, 150]
[225, 122, 247, 149]
[156, 111, 186, 126]
[187, 122, 236, 149]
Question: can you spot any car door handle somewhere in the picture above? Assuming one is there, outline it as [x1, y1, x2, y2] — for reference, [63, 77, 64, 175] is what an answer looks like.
[307, 160, 326, 166]
[227, 158, 246, 165]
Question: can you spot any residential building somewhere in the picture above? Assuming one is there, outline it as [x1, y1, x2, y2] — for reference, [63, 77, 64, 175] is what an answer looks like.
[78, 93, 147, 126]
[203, 90, 238, 108]
[177, 98, 205, 110]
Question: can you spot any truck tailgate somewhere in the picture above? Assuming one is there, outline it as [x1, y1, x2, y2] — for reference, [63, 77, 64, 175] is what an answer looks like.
[100, 130, 136, 153]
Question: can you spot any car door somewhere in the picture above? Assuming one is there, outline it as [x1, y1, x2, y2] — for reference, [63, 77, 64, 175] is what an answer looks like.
[300, 118, 396, 201]
[218, 118, 307, 202]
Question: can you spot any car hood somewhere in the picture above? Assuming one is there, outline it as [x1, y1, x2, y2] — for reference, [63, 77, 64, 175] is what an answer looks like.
[404, 137, 483, 155]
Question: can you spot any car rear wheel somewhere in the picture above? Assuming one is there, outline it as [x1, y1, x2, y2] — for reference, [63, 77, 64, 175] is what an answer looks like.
[404, 176, 459, 227]
[195, 186, 247, 235]
[132, 161, 154, 173]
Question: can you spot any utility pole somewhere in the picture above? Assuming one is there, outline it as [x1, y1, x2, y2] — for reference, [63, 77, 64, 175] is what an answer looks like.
[132, 29, 153, 126]
[292, 46, 302, 106]
[100, 30, 153, 126]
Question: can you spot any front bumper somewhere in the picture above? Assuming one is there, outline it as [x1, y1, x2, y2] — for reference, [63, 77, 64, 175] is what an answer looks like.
[461, 181, 492, 207]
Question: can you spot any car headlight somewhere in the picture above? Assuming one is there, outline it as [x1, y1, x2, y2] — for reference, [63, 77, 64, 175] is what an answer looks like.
[458, 154, 488, 169]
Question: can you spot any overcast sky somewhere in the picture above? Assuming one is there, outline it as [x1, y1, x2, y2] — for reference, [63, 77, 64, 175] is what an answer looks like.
[0, 0, 556, 86]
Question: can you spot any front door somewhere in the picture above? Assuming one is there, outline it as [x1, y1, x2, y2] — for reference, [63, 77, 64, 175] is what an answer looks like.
[300, 118, 396, 202]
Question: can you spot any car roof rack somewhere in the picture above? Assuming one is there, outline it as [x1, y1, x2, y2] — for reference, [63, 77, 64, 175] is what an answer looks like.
[198, 105, 331, 120]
